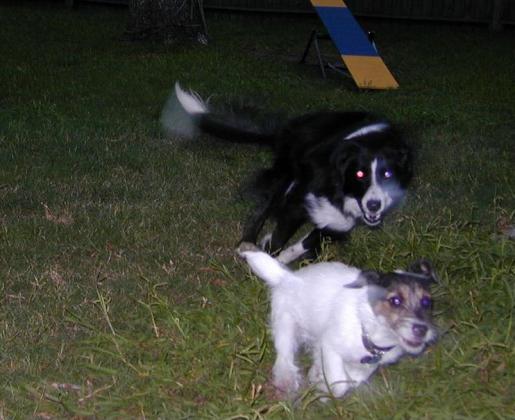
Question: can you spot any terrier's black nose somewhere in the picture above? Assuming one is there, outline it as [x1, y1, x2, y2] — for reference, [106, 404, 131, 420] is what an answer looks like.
[412, 324, 428, 338]
[366, 200, 381, 212]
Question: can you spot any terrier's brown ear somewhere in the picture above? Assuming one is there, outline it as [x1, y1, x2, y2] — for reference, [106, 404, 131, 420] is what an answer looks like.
[344, 270, 387, 303]
[409, 259, 438, 284]
[345, 270, 381, 289]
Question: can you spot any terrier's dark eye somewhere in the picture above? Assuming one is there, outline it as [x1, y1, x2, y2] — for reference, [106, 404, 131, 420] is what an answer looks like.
[420, 296, 433, 309]
[356, 170, 366, 179]
[389, 296, 402, 307]
[383, 169, 393, 179]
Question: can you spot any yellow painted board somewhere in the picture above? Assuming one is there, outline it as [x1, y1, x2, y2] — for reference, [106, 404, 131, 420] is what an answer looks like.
[310, 0, 347, 8]
[341, 55, 399, 90]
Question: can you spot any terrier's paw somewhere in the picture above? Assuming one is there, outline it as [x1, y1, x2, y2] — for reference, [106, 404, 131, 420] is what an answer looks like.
[307, 364, 323, 385]
[273, 363, 303, 398]
[273, 373, 302, 398]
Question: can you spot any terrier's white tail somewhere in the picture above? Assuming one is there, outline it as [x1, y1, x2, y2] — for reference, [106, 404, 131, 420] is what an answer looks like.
[240, 250, 294, 287]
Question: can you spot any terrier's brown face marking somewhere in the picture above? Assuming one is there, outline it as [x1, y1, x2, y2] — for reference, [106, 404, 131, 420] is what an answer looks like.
[372, 275, 436, 353]
[374, 281, 433, 325]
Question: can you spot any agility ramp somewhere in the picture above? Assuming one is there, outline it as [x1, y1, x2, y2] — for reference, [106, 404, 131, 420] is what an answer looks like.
[309, 0, 398, 89]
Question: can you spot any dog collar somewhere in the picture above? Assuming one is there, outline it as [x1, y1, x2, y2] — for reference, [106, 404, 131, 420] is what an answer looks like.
[361, 329, 395, 364]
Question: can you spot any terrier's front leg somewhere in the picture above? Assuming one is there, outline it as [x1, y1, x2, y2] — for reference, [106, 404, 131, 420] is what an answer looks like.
[271, 315, 302, 397]
[313, 347, 353, 399]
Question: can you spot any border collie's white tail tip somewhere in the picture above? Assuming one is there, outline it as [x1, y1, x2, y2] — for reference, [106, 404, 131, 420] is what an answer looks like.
[160, 82, 208, 140]
[174, 82, 208, 115]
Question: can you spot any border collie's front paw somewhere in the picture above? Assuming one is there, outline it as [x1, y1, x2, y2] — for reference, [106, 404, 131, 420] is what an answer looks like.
[259, 233, 272, 251]
[236, 241, 260, 256]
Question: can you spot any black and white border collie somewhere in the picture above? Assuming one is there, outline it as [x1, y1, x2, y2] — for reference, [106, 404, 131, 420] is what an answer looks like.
[162, 83, 413, 263]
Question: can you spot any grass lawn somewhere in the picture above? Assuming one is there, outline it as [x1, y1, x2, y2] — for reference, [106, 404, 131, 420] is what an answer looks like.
[1, 1, 514, 418]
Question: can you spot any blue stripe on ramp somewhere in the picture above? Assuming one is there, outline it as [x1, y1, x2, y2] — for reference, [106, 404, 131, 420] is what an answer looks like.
[315, 7, 378, 57]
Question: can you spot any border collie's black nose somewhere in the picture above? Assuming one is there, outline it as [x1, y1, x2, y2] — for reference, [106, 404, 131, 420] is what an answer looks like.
[366, 200, 381, 212]
[412, 324, 428, 338]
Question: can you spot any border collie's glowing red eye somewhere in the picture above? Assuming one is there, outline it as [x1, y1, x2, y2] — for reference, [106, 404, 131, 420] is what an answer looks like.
[356, 170, 365, 179]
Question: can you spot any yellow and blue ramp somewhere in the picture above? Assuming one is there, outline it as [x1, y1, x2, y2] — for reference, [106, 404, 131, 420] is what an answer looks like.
[310, 0, 398, 89]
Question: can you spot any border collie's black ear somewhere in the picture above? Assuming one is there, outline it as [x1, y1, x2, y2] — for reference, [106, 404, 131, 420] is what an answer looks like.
[409, 259, 438, 284]
[331, 142, 358, 187]
[345, 270, 381, 288]
[397, 143, 412, 168]
[393, 141, 413, 184]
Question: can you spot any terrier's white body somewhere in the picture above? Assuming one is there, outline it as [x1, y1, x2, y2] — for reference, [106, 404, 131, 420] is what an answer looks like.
[239, 248, 437, 399]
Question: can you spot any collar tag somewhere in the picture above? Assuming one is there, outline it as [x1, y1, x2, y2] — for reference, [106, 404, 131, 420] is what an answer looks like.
[361, 327, 395, 365]
[360, 354, 382, 364]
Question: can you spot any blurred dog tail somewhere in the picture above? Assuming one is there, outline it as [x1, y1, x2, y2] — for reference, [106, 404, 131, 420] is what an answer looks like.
[161, 82, 277, 145]
[239, 250, 295, 287]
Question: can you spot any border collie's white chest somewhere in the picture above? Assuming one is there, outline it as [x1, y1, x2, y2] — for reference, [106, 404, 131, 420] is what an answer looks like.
[305, 193, 361, 232]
